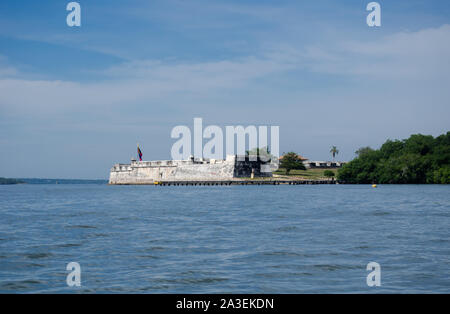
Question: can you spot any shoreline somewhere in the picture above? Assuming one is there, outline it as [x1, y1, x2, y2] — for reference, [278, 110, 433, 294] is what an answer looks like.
[110, 179, 337, 186]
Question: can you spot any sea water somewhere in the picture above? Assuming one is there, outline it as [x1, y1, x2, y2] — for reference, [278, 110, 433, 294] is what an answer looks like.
[0, 184, 449, 293]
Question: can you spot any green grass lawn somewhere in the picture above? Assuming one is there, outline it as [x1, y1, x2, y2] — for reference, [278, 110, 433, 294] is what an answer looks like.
[273, 168, 337, 180]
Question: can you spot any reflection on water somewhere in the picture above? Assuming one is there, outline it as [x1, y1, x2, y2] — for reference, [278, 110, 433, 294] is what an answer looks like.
[0, 184, 449, 293]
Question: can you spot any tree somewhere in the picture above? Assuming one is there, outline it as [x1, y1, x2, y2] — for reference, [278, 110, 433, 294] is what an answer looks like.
[0, 177, 25, 185]
[330, 146, 339, 161]
[355, 146, 374, 157]
[279, 152, 306, 175]
[323, 170, 335, 179]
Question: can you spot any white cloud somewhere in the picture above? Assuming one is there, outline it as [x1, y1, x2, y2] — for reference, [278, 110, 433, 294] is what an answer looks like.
[0, 55, 19, 78]
[1, 24, 450, 117]
[0, 54, 295, 114]
[304, 24, 450, 80]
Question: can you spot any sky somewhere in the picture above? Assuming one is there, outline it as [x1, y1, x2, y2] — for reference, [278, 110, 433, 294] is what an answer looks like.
[0, 0, 449, 179]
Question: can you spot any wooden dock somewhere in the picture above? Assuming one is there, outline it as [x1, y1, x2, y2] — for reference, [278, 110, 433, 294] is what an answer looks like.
[153, 180, 336, 186]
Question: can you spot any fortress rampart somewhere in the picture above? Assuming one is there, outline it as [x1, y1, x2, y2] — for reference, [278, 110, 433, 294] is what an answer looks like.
[109, 155, 272, 184]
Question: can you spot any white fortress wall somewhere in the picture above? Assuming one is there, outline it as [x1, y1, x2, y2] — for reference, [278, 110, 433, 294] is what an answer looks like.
[109, 155, 273, 184]
[109, 158, 237, 184]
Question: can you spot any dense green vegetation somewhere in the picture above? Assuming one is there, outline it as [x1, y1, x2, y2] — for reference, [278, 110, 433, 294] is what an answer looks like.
[338, 132, 450, 184]
[0, 177, 25, 185]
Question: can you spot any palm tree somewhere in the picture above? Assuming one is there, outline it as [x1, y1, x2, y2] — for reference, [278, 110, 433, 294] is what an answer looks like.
[330, 146, 339, 161]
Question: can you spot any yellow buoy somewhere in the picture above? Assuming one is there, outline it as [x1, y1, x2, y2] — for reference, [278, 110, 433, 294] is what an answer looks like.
[372, 184, 377, 188]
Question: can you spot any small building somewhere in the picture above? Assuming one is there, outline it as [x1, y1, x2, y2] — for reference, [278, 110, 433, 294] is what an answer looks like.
[303, 161, 346, 169]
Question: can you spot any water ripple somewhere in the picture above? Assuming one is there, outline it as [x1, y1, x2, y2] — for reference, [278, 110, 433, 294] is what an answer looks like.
[0, 184, 449, 293]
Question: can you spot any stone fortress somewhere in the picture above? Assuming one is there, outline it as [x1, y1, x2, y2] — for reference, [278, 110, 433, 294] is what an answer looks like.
[109, 155, 273, 185]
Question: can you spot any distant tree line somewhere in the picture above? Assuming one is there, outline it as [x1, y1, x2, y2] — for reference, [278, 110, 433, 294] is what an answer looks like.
[0, 177, 25, 185]
[337, 132, 450, 184]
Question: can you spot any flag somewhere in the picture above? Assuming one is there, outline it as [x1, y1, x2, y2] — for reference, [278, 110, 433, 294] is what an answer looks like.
[137, 145, 143, 161]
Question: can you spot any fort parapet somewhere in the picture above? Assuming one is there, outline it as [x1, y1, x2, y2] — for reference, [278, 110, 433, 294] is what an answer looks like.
[109, 155, 272, 185]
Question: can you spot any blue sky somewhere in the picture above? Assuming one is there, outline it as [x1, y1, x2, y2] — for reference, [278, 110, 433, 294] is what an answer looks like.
[1, 0, 450, 179]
